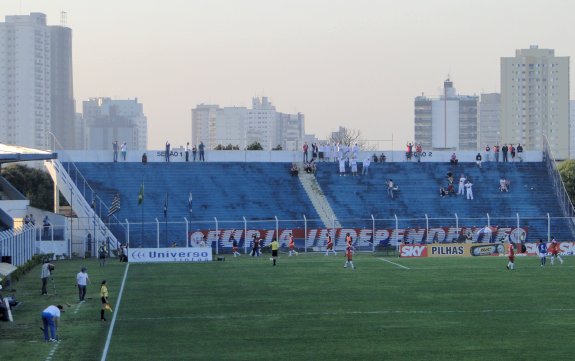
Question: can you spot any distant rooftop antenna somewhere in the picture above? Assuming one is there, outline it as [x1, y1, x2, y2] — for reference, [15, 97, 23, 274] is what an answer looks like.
[60, 11, 67, 27]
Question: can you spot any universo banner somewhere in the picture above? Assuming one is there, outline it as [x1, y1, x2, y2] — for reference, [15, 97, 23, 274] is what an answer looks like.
[128, 247, 212, 263]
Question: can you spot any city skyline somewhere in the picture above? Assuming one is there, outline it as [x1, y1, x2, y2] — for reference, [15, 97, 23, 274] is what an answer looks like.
[4, 0, 575, 150]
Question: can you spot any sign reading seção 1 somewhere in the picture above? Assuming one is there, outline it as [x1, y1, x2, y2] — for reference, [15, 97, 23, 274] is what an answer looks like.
[128, 247, 212, 263]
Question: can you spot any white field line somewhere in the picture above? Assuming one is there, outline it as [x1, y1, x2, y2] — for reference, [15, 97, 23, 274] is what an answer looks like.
[119, 308, 575, 322]
[45, 341, 59, 361]
[73, 302, 83, 314]
[378, 258, 410, 269]
[100, 263, 130, 361]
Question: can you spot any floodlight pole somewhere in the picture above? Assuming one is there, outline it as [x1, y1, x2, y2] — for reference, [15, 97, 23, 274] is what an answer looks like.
[394, 214, 399, 258]
[303, 214, 307, 253]
[486, 213, 490, 228]
[547, 213, 550, 242]
[516, 213, 520, 241]
[125, 219, 130, 249]
[425, 214, 429, 243]
[455, 213, 459, 238]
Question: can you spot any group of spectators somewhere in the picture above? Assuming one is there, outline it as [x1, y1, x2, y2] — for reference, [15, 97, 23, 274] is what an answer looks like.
[440, 172, 473, 200]
[484, 144, 524, 163]
[112, 141, 128, 162]
[405, 142, 423, 162]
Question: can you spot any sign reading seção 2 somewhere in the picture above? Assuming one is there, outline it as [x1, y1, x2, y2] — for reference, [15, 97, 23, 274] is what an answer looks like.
[128, 247, 212, 263]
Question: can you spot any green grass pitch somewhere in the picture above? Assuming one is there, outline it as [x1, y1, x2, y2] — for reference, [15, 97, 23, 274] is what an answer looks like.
[1, 253, 574, 360]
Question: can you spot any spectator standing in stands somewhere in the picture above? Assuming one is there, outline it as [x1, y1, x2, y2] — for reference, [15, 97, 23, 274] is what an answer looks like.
[141, 153, 148, 164]
[325, 233, 336, 256]
[516, 144, 523, 161]
[476, 153, 482, 168]
[465, 180, 474, 200]
[41, 304, 63, 342]
[362, 157, 370, 175]
[192, 145, 197, 161]
[185, 142, 190, 162]
[43, 216, 51, 239]
[450, 153, 458, 165]
[494, 145, 500, 162]
[41, 260, 54, 295]
[538, 239, 547, 267]
[458, 174, 466, 196]
[76, 267, 89, 302]
[484, 145, 491, 162]
[510, 144, 516, 161]
[502, 144, 509, 162]
[339, 157, 346, 176]
[506, 241, 515, 270]
[112, 141, 118, 162]
[405, 142, 413, 161]
[549, 237, 564, 265]
[415, 143, 422, 162]
[303, 142, 309, 162]
[288, 233, 298, 256]
[199, 141, 205, 161]
[165, 141, 171, 162]
[387, 179, 395, 199]
[121, 142, 127, 161]
[350, 157, 358, 176]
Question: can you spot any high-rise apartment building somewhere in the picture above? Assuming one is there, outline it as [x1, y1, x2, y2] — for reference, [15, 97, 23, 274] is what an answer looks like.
[0, 12, 75, 149]
[501, 45, 570, 159]
[478, 93, 501, 149]
[83, 98, 148, 150]
[191, 97, 304, 151]
[414, 79, 478, 151]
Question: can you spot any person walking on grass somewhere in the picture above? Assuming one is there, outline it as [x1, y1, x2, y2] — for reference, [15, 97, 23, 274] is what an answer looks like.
[288, 233, 298, 256]
[537, 239, 547, 267]
[270, 238, 279, 266]
[232, 236, 241, 257]
[41, 260, 54, 295]
[506, 242, 515, 270]
[41, 304, 63, 342]
[549, 237, 564, 265]
[325, 234, 337, 256]
[76, 267, 89, 302]
[344, 244, 355, 270]
[100, 280, 109, 321]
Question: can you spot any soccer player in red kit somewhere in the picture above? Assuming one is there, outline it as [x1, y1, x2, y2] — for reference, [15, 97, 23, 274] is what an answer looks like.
[345, 233, 352, 247]
[288, 233, 298, 256]
[325, 234, 336, 256]
[549, 238, 564, 265]
[506, 242, 515, 270]
[344, 244, 355, 269]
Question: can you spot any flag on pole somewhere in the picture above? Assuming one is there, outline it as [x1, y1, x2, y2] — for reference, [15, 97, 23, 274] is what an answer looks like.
[138, 182, 144, 205]
[108, 194, 120, 217]
[188, 192, 193, 214]
[163, 193, 168, 218]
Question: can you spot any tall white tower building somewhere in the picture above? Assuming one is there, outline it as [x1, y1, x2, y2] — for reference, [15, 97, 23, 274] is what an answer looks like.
[414, 79, 478, 151]
[0, 12, 75, 149]
[501, 45, 570, 159]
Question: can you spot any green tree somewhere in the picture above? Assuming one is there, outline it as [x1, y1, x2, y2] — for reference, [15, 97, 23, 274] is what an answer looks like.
[246, 142, 263, 150]
[272, 144, 282, 150]
[1, 164, 54, 210]
[558, 160, 575, 202]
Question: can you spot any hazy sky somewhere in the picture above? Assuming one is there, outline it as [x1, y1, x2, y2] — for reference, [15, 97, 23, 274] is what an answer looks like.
[4, 0, 575, 149]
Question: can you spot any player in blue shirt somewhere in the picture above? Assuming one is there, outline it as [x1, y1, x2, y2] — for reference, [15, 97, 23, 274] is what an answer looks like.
[537, 239, 547, 267]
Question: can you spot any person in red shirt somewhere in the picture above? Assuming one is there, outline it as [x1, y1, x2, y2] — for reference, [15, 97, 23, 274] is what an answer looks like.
[288, 233, 298, 256]
[345, 233, 353, 247]
[344, 245, 355, 269]
[506, 242, 515, 270]
[324, 233, 336, 256]
[549, 237, 564, 265]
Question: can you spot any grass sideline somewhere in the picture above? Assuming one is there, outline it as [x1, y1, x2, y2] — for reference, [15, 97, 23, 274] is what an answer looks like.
[2, 253, 575, 361]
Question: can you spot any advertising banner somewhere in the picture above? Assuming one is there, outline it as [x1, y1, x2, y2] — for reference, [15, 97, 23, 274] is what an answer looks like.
[523, 241, 575, 256]
[128, 247, 212, 263]
[400, 243, 508, 258]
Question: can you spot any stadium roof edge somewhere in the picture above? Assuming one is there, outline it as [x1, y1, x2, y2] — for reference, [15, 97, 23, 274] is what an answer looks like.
[0, 144, 57, 164]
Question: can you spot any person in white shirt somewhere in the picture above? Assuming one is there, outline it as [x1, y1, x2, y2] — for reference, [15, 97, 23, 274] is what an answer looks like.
[350, 157, 358, 176]
[76, 267, 90, 302]
[41, 304, 63, 342]
[458, 174, 466, 196]
[465, 180, 474, 200]
[362, 157, 371, 175]
[339, 158, 346, 176]
[40, 260, 54, 295]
